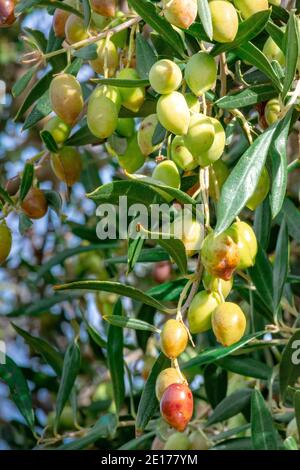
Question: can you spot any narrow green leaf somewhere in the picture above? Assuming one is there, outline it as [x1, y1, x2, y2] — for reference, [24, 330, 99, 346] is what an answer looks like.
[23, 27, 47, 52]
[254, 196, 271, 250]
[12, 68, 36, 98]
[82, 0, 91, 28]
[249, 244, 274, 311]
[22, 91, 52, 131]
[55, 340, 81, 432]
[73, 44, 98, 60]
[127, 236, 144, 274]
[136, 353, 170, 432]
[251, 389, 278, 450]
[198, 0, 213, 41]
[12, 324, 63, 376]
[294, 390, 300, 442]
[282, 198, 300, 243]
[215, 85, 277, 109]
[156, 237, 187, 274]
[279, 330, 300, 400]
[266, 21, 285, 51]
[40, 130, 59, 153]
[0, 356, 35, 430]
[136, 32, 157, 79]
[104, 315, 160, 333]
[206, 388, 252, 427]
[282, 13, 299, 99]
[19, 163, 34, 202]
[273, 219, 289, 310]
[218, 356, 272, 381]
[14, 70, 53, 121]
[65, 122, 102, 146]
[212, 437, 253, 450]
[107, 300, 125, 414]
[204, 364, 227, 409]
[119, 431, 156, 450]
[91, 77, 150, 87]
[18, 213, 33, 235]
[0, 186, 14, 206]
[44, 190, 63, 215]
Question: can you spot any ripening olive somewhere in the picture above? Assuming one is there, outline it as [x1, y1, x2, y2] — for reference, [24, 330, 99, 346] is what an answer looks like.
[155, 367, 184, 400]
[189, 431, 209, 450]
[51, 147, 82, 186]
[172, 217, 203, 256]
[90, 39, 118, 77]
[117, 134, 145, 173]
[49, 74, 84, 125]
[185, 52, 217, 97]
[90, 84, 122, 112]
[149, 59, 182, 95]
[90, 0, 116, 17]
[201, 231, 240, 281]
[152, 160, 181, 202]
[160, 319, 188, 359]
[157, 92, 190, 135]
[263, 35, 285, 66]
[162, 0, 197, 29]
[164, 433, 191, 450]
[87, 95, 118, 139]
[198, 117, 226, 167]
[160, 383, 194, 432]
[21, 187, 48, 220]
[212, 302, 247, 346]
[116, 118, 135, 138]
[264, 98, 281, 126]
[202, 270, 233, 299]
[117, 68, 145, 113]
[188, 290, 221, 334]
[65, 14, 89, 44]
[233, 0, 269, 19]
[0, 0, 15, 28]
[226, 221, 258, 270]
[137, 114, 160, 156]
[44, 116, 71, 144]
[208, 159, 230, 201]
[246, 166, 270, 211]
[185, 113, 215, 157]
[53, 6, 70, 37]
[185, 93, 200, 113]
[171, 135, 198, 171]
[0, 222, 12, 265]
[209, 1, 239, 43]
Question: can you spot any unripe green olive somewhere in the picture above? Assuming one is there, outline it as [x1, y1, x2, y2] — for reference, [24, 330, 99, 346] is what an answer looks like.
[47, 406, 74, 431]
[185, 113, 215, 157]
[212, 302, 247, 346]
[185, 52, 217, 96]
[117, 134, 145, 173]
[263, 36, 285, 66]
[201, 231, 240, 281]
[91, 12, 111, 30]
[185, 93, 200, 113]
[149, 59, 182, 95]
[53, 0, 75, 38]
[209, 159, 230, 201]
[137, 114, 159, 156]
[203, 270, 233, 299]
[226, 221, 258, 270]
[269, 0, 281, 4]
[171, 135, 198, 171]
[65, 14, 89, 44]
[246, 166, 270, 211]
[117, 68, 145, 113]
[162, 0, 197, 29]
[152, 160, 181, 202]
[198, 117, 226, 167]
[0, 0, 15, 28]
[0, 222, 12, 264]
[209, 1, 239, 43]
[90, 38, 118, 77]
[172, 218, 203, 256]
[188, 290, 221, 334]
[264, 98, 281, 126]
[51, 147, 82, 186]
[160, 319, 188, 359]
[87, 95, 118, 139]
[50, 74, 84, 125]
[90, 0, 116, 17]
[189, 430, 209, 450]
[157, 92, 190, 135]
[90, 84, 122, 112]
[160, 383, 194, 432]
[164, 433, 191, 450]
[156, 367, 183, 400]
[44, 116, 71, 144]
[21, 187, 48, 220]
[116, 118, 135, 138]
[233, 0, 269, 19]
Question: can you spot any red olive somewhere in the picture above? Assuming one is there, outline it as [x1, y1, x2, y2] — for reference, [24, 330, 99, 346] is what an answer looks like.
[160, 383, 193, 432]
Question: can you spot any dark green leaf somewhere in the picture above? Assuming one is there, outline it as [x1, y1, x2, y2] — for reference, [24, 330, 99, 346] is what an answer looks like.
[249, 244, 274, 311]
[92, 77, 150, 87]
[23, 27, 47, 52]
[156, 237, 187, 274]
[218, 356, 272, 381]
[18, 213, 33, 235]
[12, 68, 36, 98]
[119, 431, 156, 450]
[0, 186, 14, 206]
[254, 196, 271, 250]
[204, 364, 227, 409]
[40, 130, 59, 153]
[206, 388, 252, 427]
[282, 13, 299, 99]
[65, 123, 102, 146]
[212, 437, 253, 450]
[127, 236, 144, 274]
[19, 163, 34, 202]
[136, 353, 170, 432]
[14, 70, 53, 121]
[279, 330, 300, 400]
[44, 190, 63, 215]
[266, 21, 284, 51]
[136, 32, 157, 79]
[282, 198, 300, 243]
[82, 0, 91, 28]
[294, 390, 300, 442]
[273, 219, 289, 310]
[73, 44, 98, 60]
[251, 389, 278, 450]
[6, 293, 75, 317]
[104, 315, 160, 333]
[216, 85, 277, 109]
[22, 91, 52, 131]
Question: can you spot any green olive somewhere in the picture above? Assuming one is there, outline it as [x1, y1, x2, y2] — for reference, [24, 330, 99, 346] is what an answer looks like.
[90, 84, 122, 113]
[164, 433, 191, 450]
[162, 0, 197, 29]
[50, 74, 84, 125]
[157, 91, 190, 135]
[87, 95, 118, 139]
[117, 68, 145, 112]
[188, 290, 221, 334]
[185, 113, 215, 157]
[209, 1, 239, 43]
[0, 222, 12, 265]
[208, 159, 230, 201]
[90, 39, 118, 77]
[226, 221, 258, 270]
[185, 93, 200, 113]
[212, 302, 247, 346]
[233, 0, 269, 19]
[137, 114, 160, 156]
[116, 118, 135, 138]
[185, 52, 217, 96]
[149, 59, 182, 95]
[65, 14, 89, 44]
[171, 135, 198, 171]
[263, 36, 285, 66]
[172, 218, 203, 256]
[198, 117, 226, 167]
[203, 270, 233, 299]
[264, 98, 281, 126]
[117, 134, 145, 173]
[44, 116, 71, 144]
[152, 160, 181, 201]
[246, 166, 270, 211]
